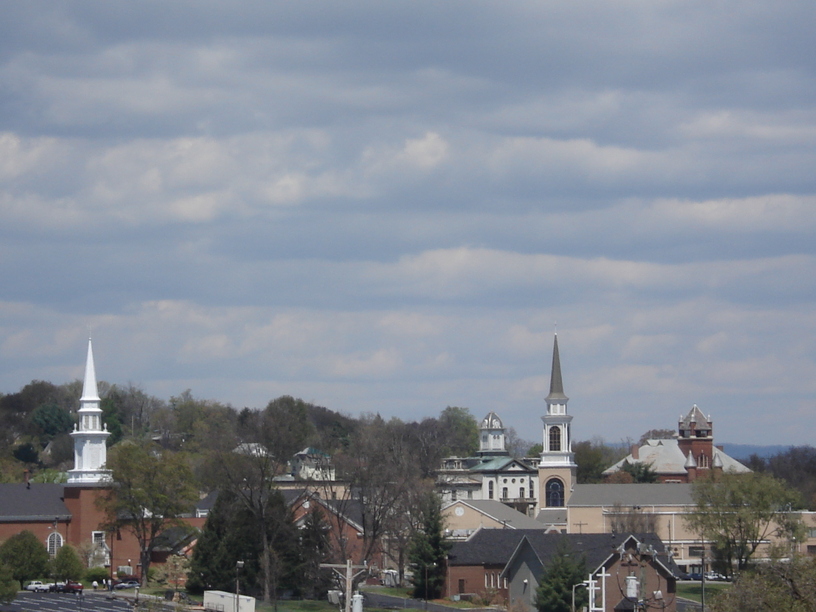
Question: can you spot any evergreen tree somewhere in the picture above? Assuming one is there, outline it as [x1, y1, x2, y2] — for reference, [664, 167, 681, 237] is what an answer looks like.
[408, 492, 450, 600]
[296, 505, 332, 599]
[187, 488, 301, 603]
[535, 539, 587, 612]
[0, 530, 50, 588]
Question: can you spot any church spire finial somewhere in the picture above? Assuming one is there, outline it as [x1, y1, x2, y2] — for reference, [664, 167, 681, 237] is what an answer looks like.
[546, 332, 568, 402]
[80, 337, 100, 403]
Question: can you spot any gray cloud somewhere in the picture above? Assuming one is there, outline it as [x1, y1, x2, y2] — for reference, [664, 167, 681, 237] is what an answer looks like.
[1, 1, 815, 445]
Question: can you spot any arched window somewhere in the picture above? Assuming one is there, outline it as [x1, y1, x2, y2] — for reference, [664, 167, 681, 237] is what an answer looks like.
[549, 426, 561, 452]
[545, 479, 564, 507]
[47, 531, 63, 557]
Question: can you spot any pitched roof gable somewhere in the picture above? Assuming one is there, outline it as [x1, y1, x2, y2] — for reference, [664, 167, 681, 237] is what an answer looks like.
[0, 483, 71, 522]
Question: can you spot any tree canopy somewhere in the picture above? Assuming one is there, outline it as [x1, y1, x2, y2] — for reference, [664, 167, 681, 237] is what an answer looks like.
[0, 530, 50, 588]
[98, 441, 198, 585]
[686, 471, 805, 573]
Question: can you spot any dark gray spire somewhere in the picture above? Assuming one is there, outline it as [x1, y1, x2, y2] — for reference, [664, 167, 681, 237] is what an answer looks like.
[546, 333, 569, 402]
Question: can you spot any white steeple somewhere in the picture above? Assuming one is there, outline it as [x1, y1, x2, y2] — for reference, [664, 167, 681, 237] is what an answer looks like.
[67, 338, 111, 485]
[538, 332, 578, 512]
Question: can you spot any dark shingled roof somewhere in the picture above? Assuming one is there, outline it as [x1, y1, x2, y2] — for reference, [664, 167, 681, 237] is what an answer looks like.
[0, 483, 71, 522]
[449, 529, 676, 576]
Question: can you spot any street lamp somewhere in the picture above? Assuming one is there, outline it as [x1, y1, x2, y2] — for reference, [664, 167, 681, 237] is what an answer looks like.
[424, 562, 436, 610]
[572, 581, 588, 612]
[235, 561, 244, 612]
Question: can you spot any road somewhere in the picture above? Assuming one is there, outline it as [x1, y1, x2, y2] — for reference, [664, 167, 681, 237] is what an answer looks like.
[5, 591, 167, 612]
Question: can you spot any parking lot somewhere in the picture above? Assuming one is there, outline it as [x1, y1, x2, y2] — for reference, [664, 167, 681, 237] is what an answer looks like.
[4, 591, 158, 612]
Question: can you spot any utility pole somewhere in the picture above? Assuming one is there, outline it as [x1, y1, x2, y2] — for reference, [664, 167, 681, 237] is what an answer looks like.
[321, 560, 367, 612]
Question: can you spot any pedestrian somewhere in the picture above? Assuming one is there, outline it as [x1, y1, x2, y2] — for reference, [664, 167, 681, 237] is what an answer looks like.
[93, 580, 98, 590]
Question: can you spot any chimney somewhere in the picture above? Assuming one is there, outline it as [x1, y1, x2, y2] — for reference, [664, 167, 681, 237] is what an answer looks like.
[630, 444, 639, 460]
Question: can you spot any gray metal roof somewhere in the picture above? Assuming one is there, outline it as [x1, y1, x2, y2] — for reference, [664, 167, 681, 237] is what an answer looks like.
[0, 483, 71, 522]
[603, 438, 750, 476]
[568, 483, 694, 507]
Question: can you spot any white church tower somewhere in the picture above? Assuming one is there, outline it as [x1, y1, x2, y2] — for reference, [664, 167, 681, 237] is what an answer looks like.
[67, 338, 111, 484]
[538, 333, 577, 512]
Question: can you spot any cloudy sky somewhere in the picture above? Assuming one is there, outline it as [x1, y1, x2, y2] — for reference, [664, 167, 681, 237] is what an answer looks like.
[1, 1, 815, 446]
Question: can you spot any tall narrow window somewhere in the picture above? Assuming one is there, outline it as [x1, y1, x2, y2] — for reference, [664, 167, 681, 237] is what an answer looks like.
[549, 427, 561, 452]
[545, 478, 564, 507]
[47, 531, 63, 557]
[488, 481, 494, 500]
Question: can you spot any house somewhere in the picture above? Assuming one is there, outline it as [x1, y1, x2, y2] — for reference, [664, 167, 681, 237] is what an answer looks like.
[502, 532, 678, 612]
[445, 528, 677, 611]
[442, 499, 551, 541]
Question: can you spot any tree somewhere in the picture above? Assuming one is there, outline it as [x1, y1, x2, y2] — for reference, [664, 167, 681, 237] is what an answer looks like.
[574, 437, 628, 484]
[710, 555, 816, 612]
[51, 544, 84, 582]
[438, 406, 479, 457]
[187, 488, 300, 604]
[609, 503, 658, 534]
[97, 441, 198, 586]
[296, 506, 332, 600]
[0, 530, 50, 588]
[156, 554, 190, 593]
[30, 403, 74, 441]
[620, 461, 658, 483]
[0, 562, 17, 605]
[325, 415, 421, 567]
[408, 492, 450, 600]
[685, 471, 805, 573]
[535, 539, 587, 612]
[205, 397, 315, 604]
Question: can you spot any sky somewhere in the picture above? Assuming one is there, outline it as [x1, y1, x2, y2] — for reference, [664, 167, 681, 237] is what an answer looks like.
[1, 1, 815, 447]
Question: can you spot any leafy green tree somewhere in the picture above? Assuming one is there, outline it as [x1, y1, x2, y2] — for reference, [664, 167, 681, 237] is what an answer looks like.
[30, 403, 74, 441]
[527, 443, 543, 457]
[710, 555, 816, 612]
[439, 406, 479, 457]
[408, 492, 450, 600]
[97, 441, 198, 586]
[0, 562, 17, 604]
[535, 539, 587, 612]
[686, 471, 805, 573]
[0, 530, 50, 588]
[574, 438, 628, 483]
[51, 544, 84, 582]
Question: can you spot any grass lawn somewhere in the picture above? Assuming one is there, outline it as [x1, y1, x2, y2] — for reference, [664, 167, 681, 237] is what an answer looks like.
[676, 582, 731, 603]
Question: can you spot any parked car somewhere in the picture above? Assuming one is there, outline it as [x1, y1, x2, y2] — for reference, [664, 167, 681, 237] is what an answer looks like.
[25, 581, 52, 592]
[687, 572, 704, 581]
[705, 571, 727, 581]
[53, 581, 84, 593]
[114, 580, 140, 590]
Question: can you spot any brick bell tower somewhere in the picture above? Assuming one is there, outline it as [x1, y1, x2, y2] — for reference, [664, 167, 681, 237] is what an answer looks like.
[677, 404, 715, 480]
